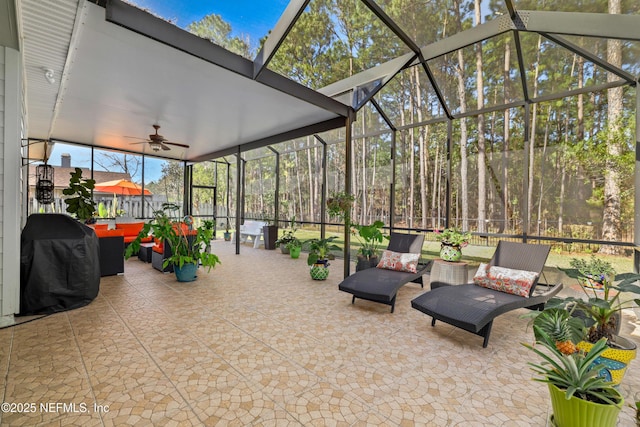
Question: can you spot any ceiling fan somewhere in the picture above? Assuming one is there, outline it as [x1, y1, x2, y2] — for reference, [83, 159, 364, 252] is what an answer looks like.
[127, 124, 190, 152]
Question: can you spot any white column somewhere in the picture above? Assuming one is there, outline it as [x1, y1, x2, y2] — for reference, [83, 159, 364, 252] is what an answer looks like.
[1, 47, 22, 316]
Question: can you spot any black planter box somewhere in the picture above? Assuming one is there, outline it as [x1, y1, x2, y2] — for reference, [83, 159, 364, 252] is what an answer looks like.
[263, 225, 278, 250]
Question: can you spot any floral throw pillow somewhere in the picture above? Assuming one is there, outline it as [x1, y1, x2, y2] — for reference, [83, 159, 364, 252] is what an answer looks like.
[376, 250, 420, 273]
[472, 263, 492, 287]
[474, 265, 539, 298]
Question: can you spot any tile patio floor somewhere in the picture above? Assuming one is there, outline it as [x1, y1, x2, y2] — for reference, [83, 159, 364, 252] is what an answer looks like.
[1, 241, 639, 426]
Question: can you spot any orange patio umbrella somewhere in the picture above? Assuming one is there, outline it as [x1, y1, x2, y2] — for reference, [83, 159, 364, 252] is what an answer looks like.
[94, 179, 152, 196]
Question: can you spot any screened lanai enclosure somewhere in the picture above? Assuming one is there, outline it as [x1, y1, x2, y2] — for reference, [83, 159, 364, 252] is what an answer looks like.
[26, 0, 640, 273]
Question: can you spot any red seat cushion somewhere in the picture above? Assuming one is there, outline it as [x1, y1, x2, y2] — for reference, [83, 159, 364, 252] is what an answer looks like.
[116, 222, 145, 236]
[124, 235, 152, 244]
[94, 229, 125, 238]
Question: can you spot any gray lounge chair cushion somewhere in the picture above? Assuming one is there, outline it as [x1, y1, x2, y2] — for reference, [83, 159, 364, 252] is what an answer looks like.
[339, 267, 419, 304]
[387, 232, 424, 254]
[411, 283, 535, 333]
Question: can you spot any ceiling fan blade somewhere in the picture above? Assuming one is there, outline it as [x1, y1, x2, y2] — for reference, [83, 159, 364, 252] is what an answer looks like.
[160, 142, 172, 151]
[123, 135, 146, 139]
[163, 141, 190, 148]
[129, 140, 149, 145]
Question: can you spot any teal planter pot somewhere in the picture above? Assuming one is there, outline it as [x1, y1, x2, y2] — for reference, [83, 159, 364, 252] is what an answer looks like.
[174, 263, 198, 282]
[548, 383, 622, 427]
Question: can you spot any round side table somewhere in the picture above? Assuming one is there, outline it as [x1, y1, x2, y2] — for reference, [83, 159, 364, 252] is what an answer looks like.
[430, 259, 469, 289]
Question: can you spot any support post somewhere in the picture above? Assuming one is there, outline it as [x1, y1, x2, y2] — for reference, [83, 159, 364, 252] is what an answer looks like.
[445, 120, 452, 229]
[235, 149, 242, 255]
[634, 83, 640, 273]
[314, 136, 328, 240]
[390, 130, 397, 232]
[522, 103, 531, 243]
[226, 161, 231, 231]
[268, 147, 280, 227]
[184, 163, 192, 216]
[344, 111, 354, 278]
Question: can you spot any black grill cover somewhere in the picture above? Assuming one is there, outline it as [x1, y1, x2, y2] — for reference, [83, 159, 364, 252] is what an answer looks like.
[20, 214, 100, 315]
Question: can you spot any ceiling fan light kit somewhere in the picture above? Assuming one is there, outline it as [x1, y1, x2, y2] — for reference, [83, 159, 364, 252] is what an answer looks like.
[128, 124, 190, 152]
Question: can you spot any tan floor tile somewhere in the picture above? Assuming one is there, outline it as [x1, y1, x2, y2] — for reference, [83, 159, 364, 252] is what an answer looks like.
[2, 240, 639, 425]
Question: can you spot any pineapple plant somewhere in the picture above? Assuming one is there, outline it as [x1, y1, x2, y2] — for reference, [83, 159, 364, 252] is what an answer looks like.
[532, 308, 584, 355]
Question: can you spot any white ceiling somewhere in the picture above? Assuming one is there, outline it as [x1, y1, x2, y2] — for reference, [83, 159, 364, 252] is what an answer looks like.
[21, 0, 346, 162]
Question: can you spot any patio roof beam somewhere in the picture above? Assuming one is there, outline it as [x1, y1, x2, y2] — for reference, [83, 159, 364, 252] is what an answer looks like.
[190, 116, 346, 162]
[452, 101, 526, 120]
[318, 52, 415, 100]
[420, 61, 452, 119]
[253, 0, 310, 79]
[505, 0, 517, 20]
[105, 0, 349, 118]
[370, 97, 396, 131]
[420, 16, 511, 62]
[520, 10, 640, 41]
[513, 31, 530, 102]
[360, 0, 421, 54]
[396, 116, 448, 132]
[541, 33, 636, 83]
[529, 80, 629, 105]
[354, 129, 393, 140]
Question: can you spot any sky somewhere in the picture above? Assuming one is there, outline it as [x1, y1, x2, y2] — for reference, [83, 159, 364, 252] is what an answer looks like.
[127, 0, 290, 50]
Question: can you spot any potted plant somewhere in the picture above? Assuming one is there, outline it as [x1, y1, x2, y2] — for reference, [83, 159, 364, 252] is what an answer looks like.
[223, 220, 231, 241]
[262, 217, 278, 250]
[523, 326, 624, 427]
[275, 217, 298, 254]
[351, 220, 388, 271]
[62, 167, 97, 223]
[433, 227, 471, 262]
[286, 238, 302, 259]
[551, 256, 640, 384]
[125, 204, 220, 282]
[327, 192, 355, 224]
[304, 236, 341, 280]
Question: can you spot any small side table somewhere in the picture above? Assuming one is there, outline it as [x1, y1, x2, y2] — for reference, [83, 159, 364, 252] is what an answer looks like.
[138, 243, 154, 263]
[430, 259, 469, 289]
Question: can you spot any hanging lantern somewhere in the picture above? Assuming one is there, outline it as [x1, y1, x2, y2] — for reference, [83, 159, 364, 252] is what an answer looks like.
[35, 164, 54, 205]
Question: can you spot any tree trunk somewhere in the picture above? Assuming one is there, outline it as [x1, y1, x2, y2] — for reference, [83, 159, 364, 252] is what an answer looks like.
[600, 0, 622, 254]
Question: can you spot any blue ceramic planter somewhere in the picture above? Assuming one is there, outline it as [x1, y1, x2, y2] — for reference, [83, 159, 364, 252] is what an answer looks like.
[174, 263, 198, 282]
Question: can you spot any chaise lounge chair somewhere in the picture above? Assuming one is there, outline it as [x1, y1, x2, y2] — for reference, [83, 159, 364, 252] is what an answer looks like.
[411, 241, 563, 348]
[338, 232, 430, 313]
